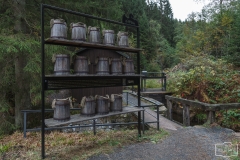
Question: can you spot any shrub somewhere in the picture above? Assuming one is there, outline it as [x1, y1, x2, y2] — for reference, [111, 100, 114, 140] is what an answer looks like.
[167, 55, 240, 103]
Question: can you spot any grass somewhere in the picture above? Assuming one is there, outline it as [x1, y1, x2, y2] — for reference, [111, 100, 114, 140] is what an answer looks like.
[145, 79, 162, 88]
[0, 128, 168, 160]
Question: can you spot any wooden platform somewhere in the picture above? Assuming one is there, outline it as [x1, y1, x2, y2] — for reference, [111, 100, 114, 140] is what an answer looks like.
[45, 106, 144, 127]
[45, 38, 142, 53]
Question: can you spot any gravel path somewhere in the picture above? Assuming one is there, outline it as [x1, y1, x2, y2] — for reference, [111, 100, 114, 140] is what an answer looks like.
[88, 92, 238, 160]
[88, 126, 236, 160]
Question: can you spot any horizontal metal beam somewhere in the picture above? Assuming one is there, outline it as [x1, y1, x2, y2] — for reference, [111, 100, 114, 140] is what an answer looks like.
[42, 4, 138, 28]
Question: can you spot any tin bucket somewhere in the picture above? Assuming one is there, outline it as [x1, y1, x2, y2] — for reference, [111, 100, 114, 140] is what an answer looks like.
[110, 94, 122, 112]
[88, 26, 101, 43]
[95, 57, 110, 75]
[80, 96, 96, 117]
[96, 95, 110, 115]
[117, 31, 128, 47]
[53, 99, 70, 122]
[102, 30, 115, 45]
[74, 56, 89, 75]
[50, 19, 67, 39]
[110, 58, 122, 75]
[53, 54, 70, 75]
[123, 58, 135, 75]
[70, 22, 87, 41]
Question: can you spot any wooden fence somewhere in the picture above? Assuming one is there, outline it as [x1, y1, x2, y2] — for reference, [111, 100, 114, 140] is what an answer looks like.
[165, 95, 240, 126]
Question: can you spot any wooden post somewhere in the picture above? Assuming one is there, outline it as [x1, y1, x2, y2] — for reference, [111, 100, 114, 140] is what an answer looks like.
[183, 104, 190, 126]
[206, 111, 215, 124]
[166, 99, 172, 120]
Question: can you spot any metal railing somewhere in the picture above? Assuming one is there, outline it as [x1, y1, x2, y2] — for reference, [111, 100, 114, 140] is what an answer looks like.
[141, 71, 166, 91]
[21, 91, 162, 138]
[123, 91, 164, 132]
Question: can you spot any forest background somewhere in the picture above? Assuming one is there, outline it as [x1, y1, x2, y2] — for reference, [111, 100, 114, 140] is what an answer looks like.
[0, 0, 239, 135]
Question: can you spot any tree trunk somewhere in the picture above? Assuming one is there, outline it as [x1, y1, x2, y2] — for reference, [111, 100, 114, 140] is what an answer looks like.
[13, 0, 31, 129]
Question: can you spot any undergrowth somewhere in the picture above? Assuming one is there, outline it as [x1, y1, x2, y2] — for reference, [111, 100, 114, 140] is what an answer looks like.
[0, 128, 168, 160]
[167, 55, 240, 131]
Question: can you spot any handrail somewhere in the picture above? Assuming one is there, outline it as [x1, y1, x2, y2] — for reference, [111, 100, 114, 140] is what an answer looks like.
[141, 71, 166, 91]
[165, 95, 240, 111]
[165, 95, 240, 126]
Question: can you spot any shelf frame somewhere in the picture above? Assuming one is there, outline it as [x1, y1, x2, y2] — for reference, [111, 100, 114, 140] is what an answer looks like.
[41, 4, 141, 159]
[45, 38, 142, 52]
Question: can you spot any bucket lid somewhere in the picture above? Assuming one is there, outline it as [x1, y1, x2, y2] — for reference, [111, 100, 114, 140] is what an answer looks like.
[95, 95, 109, 100]
[102, 30, 114, 35]
[88, 26, 100, 31]
[70, 22, 86, 28]
[50, 19, 66, 28]
[117, 31, 128, 37]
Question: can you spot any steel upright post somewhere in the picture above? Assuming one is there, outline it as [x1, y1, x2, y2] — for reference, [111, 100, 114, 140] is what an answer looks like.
[41, 4, 45, 159]
[137, 27, 142, 135]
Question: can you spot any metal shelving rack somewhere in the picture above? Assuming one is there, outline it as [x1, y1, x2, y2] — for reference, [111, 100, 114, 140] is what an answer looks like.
[41, 4, 142, 159]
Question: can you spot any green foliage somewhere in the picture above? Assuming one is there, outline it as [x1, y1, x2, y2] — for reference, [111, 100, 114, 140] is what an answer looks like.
[195, 113, 207, 122]
[167, 55, 240, 103]
[0, 143, 11, 154]
[220, 109, 240, 130]
[145, 79, 162, 88]
[139, 129, 168, 143]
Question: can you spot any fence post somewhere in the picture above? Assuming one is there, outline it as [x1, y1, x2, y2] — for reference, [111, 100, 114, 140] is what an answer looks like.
[163, 76, 166, 91]
[206, 111, 215, 124]
[183, 104, 190, 126]
[166, 99, 172, 120]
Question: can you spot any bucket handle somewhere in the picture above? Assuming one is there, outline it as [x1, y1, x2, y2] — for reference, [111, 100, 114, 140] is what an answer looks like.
[52, 54, 56, 63]
[70, 23, 73, 30]
[80, 96, 86, 108]
[70, 22, 87, 30]
[95, 95, 110, 100]
[51, 97, 73, 109]
[110, 94, 122, 102]
[102, 29, 105, 37]
[50, 19, 54, 28]
[87, 26, 92, 35]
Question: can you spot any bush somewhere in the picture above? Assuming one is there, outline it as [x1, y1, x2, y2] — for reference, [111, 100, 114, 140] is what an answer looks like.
[166, 55, 240, 131]
[145, 79, 162, 88]
[167, 55, 240, 103]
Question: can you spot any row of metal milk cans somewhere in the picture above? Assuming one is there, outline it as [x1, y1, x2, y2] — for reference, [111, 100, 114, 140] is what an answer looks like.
[53, 55, 135, 75]
[52, 94, 122, 122]
[50, 19, 129, 47]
